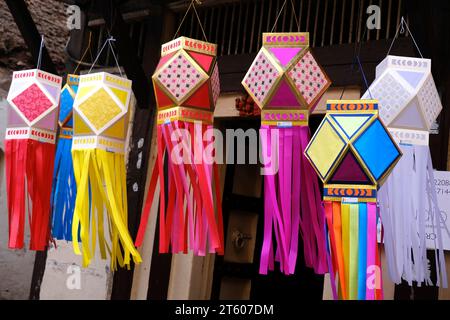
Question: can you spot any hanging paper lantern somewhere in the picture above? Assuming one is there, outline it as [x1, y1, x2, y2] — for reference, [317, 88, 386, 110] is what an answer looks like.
[362, 55, 448, 287]
[135, 36, 224, 256]
[72, 72, 141, 269]
[5, 69, 62, 250]
[305, 99, 401, 300]
[51, 74, 78, 240]
[241, 33, 331, 275]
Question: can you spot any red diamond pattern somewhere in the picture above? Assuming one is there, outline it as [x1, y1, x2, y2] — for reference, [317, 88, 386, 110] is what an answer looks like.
[12, 83, 53, 122]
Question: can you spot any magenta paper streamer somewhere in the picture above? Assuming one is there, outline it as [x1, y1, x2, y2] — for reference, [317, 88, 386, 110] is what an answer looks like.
[260, 125, 327, 275]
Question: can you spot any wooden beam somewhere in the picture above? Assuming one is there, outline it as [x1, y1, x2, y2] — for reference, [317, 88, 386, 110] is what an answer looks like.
[95, 1, 165, 300]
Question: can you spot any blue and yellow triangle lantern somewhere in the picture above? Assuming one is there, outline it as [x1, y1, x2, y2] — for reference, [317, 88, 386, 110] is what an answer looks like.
[305, 99, 401, 300]
[71, 72, 141, 269]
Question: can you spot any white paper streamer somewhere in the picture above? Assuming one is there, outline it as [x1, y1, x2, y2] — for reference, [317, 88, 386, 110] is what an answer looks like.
[379, 144, 447, 287]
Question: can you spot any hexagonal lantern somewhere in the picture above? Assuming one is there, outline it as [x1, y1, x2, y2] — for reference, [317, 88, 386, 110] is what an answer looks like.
[6, 69, 62, 143]
[73, 72, 132, 153]
[240, 33, 332, 276]
[136, 37, 224, 257]
[361, 55, 441, 145]
[242, 33, 331, 124]
[363, 57, 448, 286]
[305, 99, 401, 198]
[152, 36, 220, 124]
[5, 69, 62, 251]
[71, 72, 141, 269]
[304, 100, 402, 300]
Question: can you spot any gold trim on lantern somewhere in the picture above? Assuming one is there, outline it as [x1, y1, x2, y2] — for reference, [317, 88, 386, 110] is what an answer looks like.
[157, 106, 213, 125]
[262, 32, 309, 46]
[327, 99, 379, 111]
[323, 184, 377, 202]
[152, 49, 210, 108]
[261, 109, 308, 126]
[161, 36, 218, 57]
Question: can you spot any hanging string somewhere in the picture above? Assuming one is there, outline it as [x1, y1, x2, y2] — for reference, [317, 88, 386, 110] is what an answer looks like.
[173, 0, 208, 42]
[387, 16, 424, 58]
[352, 25, 373, 99]
[36, 35, 45, 70]
[270, 0, 301, 32]
[88, 36, 123, 77]
[339, 86, 346, 100]
[356, 55, 373, 99]
[73, 32, 92, 75]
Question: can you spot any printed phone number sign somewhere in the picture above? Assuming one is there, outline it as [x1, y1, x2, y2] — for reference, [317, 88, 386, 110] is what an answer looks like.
[426, 170, 450, 250]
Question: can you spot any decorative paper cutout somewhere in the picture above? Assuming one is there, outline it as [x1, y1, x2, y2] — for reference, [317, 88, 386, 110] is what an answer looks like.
[267, 78, 300, 107]
[269, 47, 302, 67]
[329, 150, 371, 184]
[331, 114, 373, 139]
[188, 51, 214, 72]
[242, 49, 281, 107]
[12, 83, 53, 123]
[288, 51, 328, 105]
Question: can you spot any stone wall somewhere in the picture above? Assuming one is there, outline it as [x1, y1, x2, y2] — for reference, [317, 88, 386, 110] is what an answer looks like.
[0, 0, 68, 74]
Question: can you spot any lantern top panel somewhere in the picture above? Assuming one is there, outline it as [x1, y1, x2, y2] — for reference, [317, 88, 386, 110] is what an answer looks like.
[363, 55, 441, 135]
[11, 69, 62, 87]
[305, 99, 401, 189]
[327, 99, 379, 112]
[78, 72, 132, 90]
[376, 55, 431, 78]
[161, 36, 217, 57]
[262, 32, 309, 47]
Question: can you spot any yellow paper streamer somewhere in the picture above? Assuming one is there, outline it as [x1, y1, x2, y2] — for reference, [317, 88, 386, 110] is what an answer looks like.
[72, 149, 142, 269]
[349, 203, 359, 300]
[341, 203, 350, 299]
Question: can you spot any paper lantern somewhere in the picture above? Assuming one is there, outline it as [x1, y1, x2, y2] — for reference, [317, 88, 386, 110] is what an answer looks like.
[241, 33, 331, 275]
[51, 74, 78, 240]
[72, 72, 141, 269]
[135, 36, 224, 256]
[305, 99, 401, 300]
[5, 69, 62, 250]
[363, 56, 447, 287]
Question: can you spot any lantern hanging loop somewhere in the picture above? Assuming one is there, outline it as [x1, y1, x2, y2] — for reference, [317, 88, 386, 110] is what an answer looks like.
[173, 0, 208, 41]
[88, 36, 123, 77]
[73, 31, 93, 75]
[36, 34, 45, 70]
[270, 0, 301, 32]
[387, 16, 424, 58]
